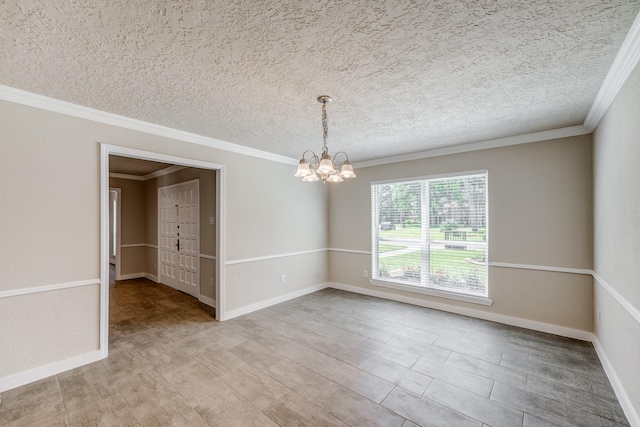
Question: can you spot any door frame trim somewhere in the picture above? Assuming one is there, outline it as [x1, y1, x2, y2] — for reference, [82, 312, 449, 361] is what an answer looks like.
[157, 179, 200, 299]
[100, 144, 226, 359]
[109, 188, 122, 280]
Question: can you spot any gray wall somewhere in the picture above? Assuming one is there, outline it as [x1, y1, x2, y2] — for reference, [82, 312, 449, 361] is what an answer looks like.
[109, 177, 146, 276]
[0, 99, 328, 380]
[329, 135, 594, 332]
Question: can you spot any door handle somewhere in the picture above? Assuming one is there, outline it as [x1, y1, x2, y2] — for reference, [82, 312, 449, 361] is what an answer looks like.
[176, 239, 180, 251]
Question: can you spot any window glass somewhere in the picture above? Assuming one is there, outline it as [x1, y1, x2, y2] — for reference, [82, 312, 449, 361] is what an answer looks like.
[372, 173, 488, 296]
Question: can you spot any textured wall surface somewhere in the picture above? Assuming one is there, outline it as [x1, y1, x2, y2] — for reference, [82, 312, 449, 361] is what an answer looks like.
[1, 1, 638, 161]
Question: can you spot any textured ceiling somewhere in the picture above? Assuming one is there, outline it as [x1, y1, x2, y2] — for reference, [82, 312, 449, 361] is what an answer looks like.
[1, 1, 639, 162]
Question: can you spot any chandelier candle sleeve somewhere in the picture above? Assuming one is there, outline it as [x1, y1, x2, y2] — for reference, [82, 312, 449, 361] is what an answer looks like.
[295, 96, 356, 183]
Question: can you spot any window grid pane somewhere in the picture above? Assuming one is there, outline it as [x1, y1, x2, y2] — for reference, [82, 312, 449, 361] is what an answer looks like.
[372, 173, 488, 296]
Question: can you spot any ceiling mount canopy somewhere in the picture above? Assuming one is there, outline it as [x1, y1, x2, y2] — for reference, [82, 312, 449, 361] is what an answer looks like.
[295, 96, 356, 183]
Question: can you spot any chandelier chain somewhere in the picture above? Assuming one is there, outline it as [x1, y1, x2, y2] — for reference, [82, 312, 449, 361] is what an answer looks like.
[322, 101, 328, 149]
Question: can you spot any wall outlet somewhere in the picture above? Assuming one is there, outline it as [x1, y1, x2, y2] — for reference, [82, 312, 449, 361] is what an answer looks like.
[209, 216, 215, 225]
[280, 274, 286, 284]
[363, 270, 368, 278]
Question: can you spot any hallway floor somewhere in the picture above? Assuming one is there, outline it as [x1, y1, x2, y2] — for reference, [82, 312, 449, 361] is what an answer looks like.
[0, 278, 629, 426]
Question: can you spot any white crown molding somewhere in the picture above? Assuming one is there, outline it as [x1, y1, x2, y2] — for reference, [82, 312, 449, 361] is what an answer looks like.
[0, 84, 597, 169]
[104, 144, 227, 171]
[109, 172, 144, 181]
[0, 279, 100, 299]
[143, 165, 187, 180]
[584, 12, 640, 131]
[109, 165, 189, 181]
[354, 125, 591, 169]
[0, 85, 298, 166]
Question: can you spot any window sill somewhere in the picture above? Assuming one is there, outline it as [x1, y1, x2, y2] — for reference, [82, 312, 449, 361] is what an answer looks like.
[369, 279, 493, 306]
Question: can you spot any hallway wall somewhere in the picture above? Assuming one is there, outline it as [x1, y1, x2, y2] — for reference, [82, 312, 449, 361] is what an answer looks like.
[109, 177, 146, 277]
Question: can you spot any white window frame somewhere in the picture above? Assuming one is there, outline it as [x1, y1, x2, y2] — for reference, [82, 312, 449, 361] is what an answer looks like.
[371, 170, 492, 306]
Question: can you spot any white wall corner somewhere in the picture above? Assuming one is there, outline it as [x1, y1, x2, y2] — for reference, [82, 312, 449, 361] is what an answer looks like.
[354, 126, 590, 169]
[0, 350, 103, 393]
[592, 337, 640, 427]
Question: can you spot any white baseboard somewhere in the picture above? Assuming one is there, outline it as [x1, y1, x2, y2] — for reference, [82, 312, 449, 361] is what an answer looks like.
[0, 350, 102, 393]
[592, 336, 640, 427]
[199, 295, 216, 308]
[144, 273, 159, 283]
[118, 272, 145, 280]
[328, 282, 593, 342]
[222, 282, 330, 320]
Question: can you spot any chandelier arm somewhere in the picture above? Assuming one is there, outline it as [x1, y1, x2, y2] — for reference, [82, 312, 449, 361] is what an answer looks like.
[300, 150, 322, 167]
[331, 151, 350, 164]
[300, 149, 317, 160]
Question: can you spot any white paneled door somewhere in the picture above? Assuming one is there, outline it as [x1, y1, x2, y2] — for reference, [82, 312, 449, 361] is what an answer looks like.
[159, 180, 199, 297]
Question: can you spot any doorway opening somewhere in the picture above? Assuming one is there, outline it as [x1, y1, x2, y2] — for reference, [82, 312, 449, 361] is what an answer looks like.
[100, 144, 226, 358]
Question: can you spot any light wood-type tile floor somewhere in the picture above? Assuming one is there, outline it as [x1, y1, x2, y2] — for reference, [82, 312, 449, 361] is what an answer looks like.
[0, 277, 630, 426]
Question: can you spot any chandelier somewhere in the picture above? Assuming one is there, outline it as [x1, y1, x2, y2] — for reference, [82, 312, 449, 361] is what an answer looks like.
[294, 96, 356, 183]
